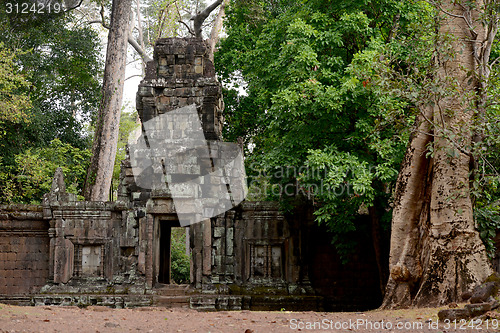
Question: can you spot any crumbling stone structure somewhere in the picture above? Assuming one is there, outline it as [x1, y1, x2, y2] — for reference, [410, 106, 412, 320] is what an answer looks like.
[0, 38, 386, 311]
[120, 38, 317, 309]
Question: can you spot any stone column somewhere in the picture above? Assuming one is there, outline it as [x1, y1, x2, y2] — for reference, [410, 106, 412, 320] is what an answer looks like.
[202, 219, 212, 281]
[145, 213, 154, 288]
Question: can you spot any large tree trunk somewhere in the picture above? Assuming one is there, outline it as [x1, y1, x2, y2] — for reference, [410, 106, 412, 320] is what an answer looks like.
[84, 0, 132, 201]
[382, 0, 494, 308]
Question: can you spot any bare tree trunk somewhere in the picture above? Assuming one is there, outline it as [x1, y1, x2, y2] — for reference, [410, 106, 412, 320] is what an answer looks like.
[382, 0, 494, 309]
[84, 0, 132, 201]
[207, 0, 228, 61]
[136, 0, 148, 73]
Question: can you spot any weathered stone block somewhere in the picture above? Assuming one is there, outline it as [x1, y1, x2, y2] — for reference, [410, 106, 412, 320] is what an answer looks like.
[213, 227, 224, 238]
[138, 86, 154, 97]
[213, 238, 222, 252]
[465, 303, 492, 317]
[471, 282, 498, 303]
[438, 308, 470, 321]
[54, 238, 74, 284]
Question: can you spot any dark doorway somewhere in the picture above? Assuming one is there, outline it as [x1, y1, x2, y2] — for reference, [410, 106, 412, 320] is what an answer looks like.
[158, 221, 172, 284]
[158, 220, 190, 284]
[158, 220, 184, 284]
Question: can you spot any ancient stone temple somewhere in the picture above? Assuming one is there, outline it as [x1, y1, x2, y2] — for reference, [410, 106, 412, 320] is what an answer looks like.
[0, 38, 385, 311]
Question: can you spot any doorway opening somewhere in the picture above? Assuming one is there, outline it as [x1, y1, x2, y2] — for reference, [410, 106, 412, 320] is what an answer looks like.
[158, 220, 191, 284]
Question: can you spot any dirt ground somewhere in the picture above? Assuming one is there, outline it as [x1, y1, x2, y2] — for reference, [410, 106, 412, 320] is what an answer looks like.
[0, 303, 499, 333]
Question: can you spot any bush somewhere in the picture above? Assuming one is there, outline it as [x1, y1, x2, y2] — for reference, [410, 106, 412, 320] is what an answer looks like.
[170, 228, 191, 284]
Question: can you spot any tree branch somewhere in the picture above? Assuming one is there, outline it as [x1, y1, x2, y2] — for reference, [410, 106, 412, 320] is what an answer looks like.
[100, 4, 110, 29]
[136, 0, 147, 74]
[65, 0, 84, 11]
[128, 36, 153, 63]
[427, 0, 477, 35]
[179, 19, 195, 36]
[88, 20, 152, 63]
[386, 13, 400, 43]
[126, 74, 143, 81]
[191, 0, 223, 38]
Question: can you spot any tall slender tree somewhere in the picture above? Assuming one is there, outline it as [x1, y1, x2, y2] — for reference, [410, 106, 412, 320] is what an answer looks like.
[84, 0, 132, 201]
[207, 0, 228, 61]
[383, 0, 498, 308]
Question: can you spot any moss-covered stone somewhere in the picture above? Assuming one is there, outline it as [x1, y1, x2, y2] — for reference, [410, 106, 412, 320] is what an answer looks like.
[484, 272, 500, 286]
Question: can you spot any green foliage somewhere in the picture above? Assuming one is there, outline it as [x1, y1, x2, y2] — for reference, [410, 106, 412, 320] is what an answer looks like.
[170, 228, 190, 284]
[112, 107, 139, 194]
[6, 17, 100, 136]
[0, 6, 102, 156]
[0, 5, 102, 204]
[0, 139, 91, 204]
[476, 204, 500, 259]
[471, 105, 500, 256]
[216, 0, 427, 260]
[0, 43, 31, 128]
[218, 0, 500, 261]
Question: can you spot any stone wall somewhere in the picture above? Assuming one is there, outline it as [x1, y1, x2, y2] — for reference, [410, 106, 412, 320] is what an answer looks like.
[191, 201, 310, 292]
[0, 205, 49, 295]
[190, 201, 384, 311]
[40, 168, 146, 295]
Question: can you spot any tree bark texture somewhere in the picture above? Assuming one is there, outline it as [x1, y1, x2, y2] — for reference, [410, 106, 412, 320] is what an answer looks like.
[382, 0, 494, 308]
[84, 0, 132, 201]
[207, 0, 228, 61]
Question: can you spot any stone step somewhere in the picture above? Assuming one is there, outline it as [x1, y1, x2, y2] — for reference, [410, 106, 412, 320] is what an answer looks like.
[153, 295, 190, 308]
[0, 295, 32, 306]
[31, 294, 153, 308]
[154, 284, 194, 296]
[190, 295, 243, 311]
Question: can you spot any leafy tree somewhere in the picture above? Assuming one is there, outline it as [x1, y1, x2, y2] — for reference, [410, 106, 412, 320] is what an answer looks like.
[0, 43, 31, 203]
[0, 7, 102, 152]
[216, 0, 421, 293]
[0, 43, 30, 128]
[218, 0, 500, 305]
[1, 139, 91, 204]
[0, 3, 102, 203]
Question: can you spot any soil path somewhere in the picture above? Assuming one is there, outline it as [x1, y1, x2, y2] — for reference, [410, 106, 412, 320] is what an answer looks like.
[0, 303, 497, 332]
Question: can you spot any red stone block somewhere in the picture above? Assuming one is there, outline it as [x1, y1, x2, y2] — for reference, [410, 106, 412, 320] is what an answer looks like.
[5, 261, 13, 270]
[5, 252, 15, 261]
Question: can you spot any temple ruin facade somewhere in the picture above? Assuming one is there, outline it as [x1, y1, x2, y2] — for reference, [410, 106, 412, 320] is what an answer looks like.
[0, 38, 385, 311]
